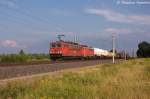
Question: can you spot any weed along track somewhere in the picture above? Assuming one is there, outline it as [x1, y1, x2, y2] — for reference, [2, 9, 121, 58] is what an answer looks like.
[0, 60, 90, 67]
[0, 60, 113, 80]
[0, 59, 149, 99]
[0, 59, 111, 67]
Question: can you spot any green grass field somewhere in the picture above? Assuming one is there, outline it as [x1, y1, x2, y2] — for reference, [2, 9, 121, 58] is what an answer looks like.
[0, 59, 150, 99]
[0, 54, 49, 63]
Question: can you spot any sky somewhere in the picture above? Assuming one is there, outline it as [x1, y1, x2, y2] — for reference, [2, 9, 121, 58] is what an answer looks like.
[0, 0, 150, 54]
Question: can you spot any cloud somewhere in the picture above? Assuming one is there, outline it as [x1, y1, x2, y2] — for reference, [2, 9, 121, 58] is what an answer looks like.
[104, 28, 132, 34]
[0, 0, 17, 8]
[85, 8, 150, 25]
[0, 40, 17, 48]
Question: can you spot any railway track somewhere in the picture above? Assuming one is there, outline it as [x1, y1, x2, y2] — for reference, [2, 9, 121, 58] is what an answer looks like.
[0, 59, 114, 80]
[0, 60, 98, 67]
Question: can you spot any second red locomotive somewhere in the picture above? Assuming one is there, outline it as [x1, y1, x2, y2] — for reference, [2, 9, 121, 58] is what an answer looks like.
[50, 41, 94, 60]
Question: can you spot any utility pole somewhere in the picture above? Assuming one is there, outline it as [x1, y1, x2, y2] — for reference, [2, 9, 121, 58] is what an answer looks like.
[132, 49, 134, 58]
[124, 50, 127, 60]
[112, 33, 115, 64]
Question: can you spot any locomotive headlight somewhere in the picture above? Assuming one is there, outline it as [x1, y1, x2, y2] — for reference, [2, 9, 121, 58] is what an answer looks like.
[58, 51, 62, 54]
[57, 51, 61, 54]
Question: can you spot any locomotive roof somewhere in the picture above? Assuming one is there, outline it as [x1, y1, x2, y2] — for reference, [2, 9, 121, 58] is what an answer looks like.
[50, 41, 92, 48]
[50, 41, 79, 45]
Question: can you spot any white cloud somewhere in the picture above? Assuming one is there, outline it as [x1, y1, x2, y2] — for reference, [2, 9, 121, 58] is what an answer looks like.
[85, 8, 150, 25]
[0, 40, 17, 47]
[104, 28, 131, 34]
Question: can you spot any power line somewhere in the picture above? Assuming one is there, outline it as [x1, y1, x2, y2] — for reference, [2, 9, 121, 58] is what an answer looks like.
[0, 3, 65, 31]
[0, 15, 50, 32]
[0, 7, 57, 32]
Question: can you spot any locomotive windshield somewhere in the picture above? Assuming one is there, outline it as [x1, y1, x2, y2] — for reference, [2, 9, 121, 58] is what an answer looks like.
[51, 44, 56, 47]
[57, 44, 61, 47]
[50, 43, 62, 48]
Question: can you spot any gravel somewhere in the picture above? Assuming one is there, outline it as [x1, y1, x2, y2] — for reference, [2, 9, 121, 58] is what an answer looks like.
[0, 60, 112, 80]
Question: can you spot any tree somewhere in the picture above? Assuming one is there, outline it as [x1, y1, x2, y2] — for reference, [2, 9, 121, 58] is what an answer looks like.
[19, 49, 25, 55]
[137, 41, 150, 57]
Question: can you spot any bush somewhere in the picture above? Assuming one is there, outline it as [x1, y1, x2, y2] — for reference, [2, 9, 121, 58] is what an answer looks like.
[0, 54, 28, 63]
[0, 54, 49, 63]
[0, 49, 49, 63]
[31, 54, 49, 60]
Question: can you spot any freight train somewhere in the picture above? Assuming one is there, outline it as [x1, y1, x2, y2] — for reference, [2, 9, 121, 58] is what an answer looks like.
[49, 37, 114, 60]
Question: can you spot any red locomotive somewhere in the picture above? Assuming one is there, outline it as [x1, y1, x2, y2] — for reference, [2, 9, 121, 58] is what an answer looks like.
[49, 35, 94, 60]
[50, 41, 94, 60]
[49, 34, 114, 60]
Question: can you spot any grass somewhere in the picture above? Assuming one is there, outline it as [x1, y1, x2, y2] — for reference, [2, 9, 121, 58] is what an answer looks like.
[0, 58, 150, 99]
[0, 54, 49, 63]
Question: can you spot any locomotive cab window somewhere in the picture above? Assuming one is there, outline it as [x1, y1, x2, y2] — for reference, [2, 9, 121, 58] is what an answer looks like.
[50, 44, 62, 47]
[50, 43, 62, 48]
[57, 44, 61, 47]
[50, 44, 56, 48]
